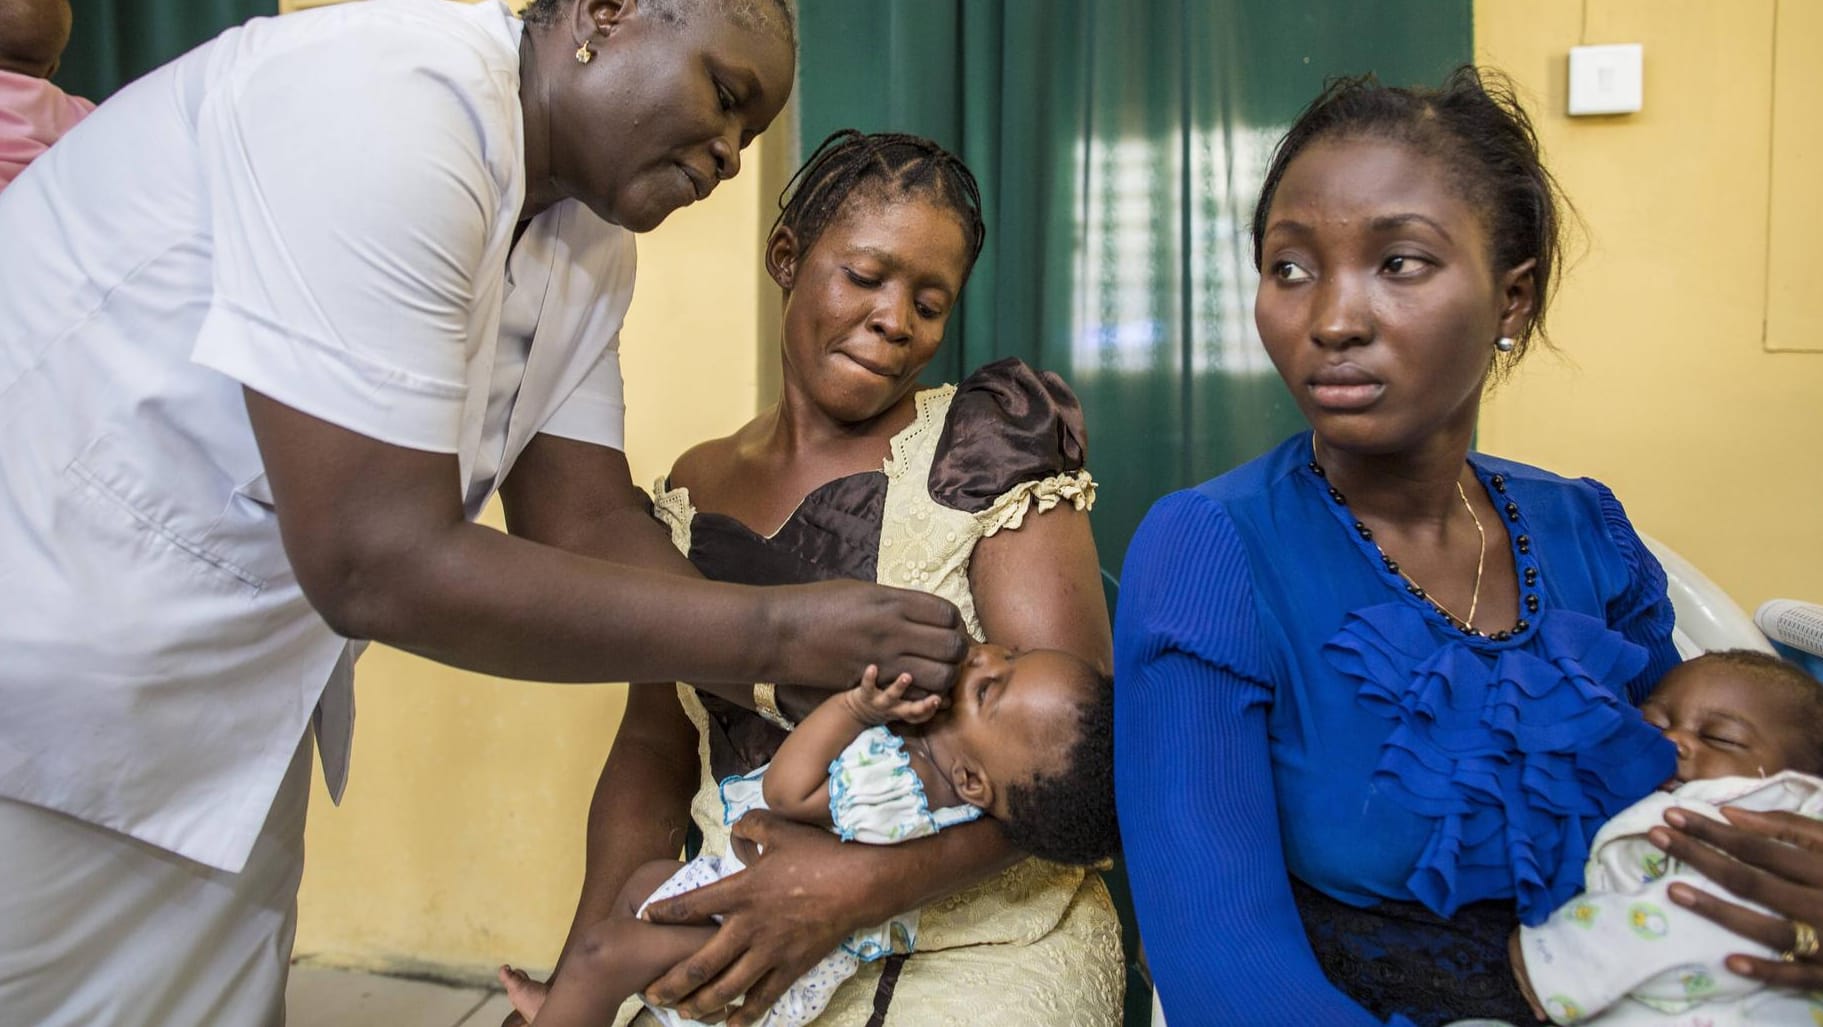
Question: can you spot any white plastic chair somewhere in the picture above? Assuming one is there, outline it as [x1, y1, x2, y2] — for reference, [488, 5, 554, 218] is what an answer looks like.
[1639, 534, 1773, 657]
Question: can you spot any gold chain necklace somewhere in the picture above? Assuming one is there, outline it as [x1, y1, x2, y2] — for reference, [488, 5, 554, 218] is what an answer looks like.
[1310, 439, 1488, 635]
[1396, 480, 1486, 631]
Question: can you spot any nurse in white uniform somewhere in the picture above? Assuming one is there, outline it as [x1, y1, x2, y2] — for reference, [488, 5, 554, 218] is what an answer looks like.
[0, 1, 968, 1023]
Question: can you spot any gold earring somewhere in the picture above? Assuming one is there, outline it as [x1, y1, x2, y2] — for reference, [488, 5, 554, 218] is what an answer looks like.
[573, 29, 595, 64]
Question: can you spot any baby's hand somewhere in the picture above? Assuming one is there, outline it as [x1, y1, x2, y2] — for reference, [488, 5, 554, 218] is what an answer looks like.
[842, 665, 944, 726]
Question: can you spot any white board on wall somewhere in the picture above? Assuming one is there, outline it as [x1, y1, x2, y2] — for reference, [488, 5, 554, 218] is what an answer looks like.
[1765, 2, 1823, 353]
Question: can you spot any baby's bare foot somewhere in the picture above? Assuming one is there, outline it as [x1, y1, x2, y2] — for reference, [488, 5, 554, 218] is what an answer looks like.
[498, 965, 549, 1020]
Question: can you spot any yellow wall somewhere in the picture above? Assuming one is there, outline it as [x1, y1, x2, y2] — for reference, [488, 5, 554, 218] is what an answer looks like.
[293, 134, 782, 980]
[1474, 0, 1823, 610]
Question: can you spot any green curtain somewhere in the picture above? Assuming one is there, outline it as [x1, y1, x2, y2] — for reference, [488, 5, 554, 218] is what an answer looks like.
[54, 0, 270, 102]
[799, 1, 1471, 585]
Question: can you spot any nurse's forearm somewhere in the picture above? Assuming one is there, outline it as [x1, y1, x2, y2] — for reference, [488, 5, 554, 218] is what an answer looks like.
[245, 389, 965, 691]
[333, 519, 845, 683]
[328, 507, 955, 685]
[381, 543, 954, 689]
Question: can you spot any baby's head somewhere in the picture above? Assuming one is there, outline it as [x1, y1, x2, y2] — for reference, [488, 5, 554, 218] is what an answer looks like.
[931, 643, 1118, 865]
[1641, 649, 1823, 788]
[0, 0, 74, 79]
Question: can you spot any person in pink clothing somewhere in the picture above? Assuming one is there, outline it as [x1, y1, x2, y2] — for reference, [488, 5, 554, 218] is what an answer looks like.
[0, 0, 93, 190]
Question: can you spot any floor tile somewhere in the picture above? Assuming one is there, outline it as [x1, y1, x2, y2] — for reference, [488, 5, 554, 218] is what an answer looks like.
[456, 991, 518, 1027]
[286, 965, 491, 1027]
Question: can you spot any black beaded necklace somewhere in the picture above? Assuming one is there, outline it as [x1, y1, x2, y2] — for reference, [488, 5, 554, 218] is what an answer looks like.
[1306, 446, 1538, 642]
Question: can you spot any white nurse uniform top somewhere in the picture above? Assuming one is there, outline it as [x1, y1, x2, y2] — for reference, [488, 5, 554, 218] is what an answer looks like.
[0, 0, 634, 873]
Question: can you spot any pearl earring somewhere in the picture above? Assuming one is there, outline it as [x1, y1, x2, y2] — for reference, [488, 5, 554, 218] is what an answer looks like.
[1494, 336, 1516, 353]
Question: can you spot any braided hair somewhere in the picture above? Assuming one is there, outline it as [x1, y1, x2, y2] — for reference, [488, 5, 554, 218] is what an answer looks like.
[774, 129, 986, 281]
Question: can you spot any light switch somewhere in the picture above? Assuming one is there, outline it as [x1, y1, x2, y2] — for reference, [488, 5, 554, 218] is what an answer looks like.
[1568, 44, 1644, 116]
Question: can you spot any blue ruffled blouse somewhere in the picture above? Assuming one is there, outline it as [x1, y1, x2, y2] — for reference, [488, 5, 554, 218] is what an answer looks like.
[1115, 432, 1680, 1025]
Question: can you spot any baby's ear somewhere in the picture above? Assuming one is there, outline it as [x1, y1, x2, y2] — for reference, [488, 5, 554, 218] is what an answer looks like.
[951, 759, 994, 811]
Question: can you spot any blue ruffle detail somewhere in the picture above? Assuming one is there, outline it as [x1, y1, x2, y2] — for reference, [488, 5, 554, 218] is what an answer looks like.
[1325, 603, 1676, 926]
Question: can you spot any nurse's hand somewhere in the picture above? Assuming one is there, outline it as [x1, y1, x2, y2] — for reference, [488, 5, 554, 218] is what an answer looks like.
[1650, 805, 1823, 989]
[765, 581, 967, 697]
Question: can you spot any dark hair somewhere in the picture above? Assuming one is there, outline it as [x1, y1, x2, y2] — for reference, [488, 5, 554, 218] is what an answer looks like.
[521, 0, 796, 47]
[999, 665, 1119, 866]
[774, 129, 987, 281]
[1250, 65, 1567, 372]
[0, 0, 73, 77]
[1675, 649, 1823, 774]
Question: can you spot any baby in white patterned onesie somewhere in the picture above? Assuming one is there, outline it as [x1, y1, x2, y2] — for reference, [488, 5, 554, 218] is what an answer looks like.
[1508, 649, 1823, 1026]
[505, 643, 1117, 1027]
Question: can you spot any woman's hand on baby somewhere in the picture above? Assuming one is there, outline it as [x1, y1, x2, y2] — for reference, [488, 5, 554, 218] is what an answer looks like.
[842, 665, 943, 726]
[1650, 805, 1823, 988]
[639, 810, 888, 1026]
[764, 581, 967, 697]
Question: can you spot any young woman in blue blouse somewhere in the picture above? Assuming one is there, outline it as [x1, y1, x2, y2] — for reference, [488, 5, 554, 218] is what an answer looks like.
[1113, 69, 1681, 1026]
